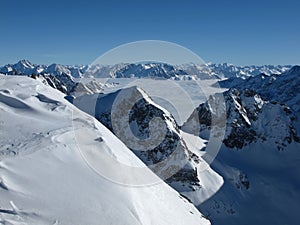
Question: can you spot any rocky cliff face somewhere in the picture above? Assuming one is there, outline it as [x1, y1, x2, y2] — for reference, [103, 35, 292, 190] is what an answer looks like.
[89, 87, 203, 191]
[29, 73, 107, 97]
[183, 88, 300, 151]
[182, 67, 300, 225]
[209, 65, 300, 150]
[29, 73, 76, 95]
[218, 66, 300, 112]
[223, 89, 299, 150]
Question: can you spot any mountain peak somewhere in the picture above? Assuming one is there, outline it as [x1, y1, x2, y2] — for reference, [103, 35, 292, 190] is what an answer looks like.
[16, 59, 34, 68]
[46, 63, 71, 76]
[0, 60, 294, 80]
[284, 65, 300, 76]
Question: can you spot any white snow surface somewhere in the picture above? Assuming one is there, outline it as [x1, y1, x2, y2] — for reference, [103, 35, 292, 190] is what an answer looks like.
[0, 75, 210, 225]
[74, 84, 224, 205]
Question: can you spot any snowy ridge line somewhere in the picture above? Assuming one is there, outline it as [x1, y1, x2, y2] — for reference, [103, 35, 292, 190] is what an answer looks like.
[181, 66, 300, 225]
[0, 75, 210, 225]
[0, 60, 293, 79]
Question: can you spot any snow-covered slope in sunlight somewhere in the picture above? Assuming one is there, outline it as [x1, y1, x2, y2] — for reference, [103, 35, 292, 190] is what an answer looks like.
[0, 75, 210, 225]
[182, 81, 300, 225]
[74, 86, 223, 205]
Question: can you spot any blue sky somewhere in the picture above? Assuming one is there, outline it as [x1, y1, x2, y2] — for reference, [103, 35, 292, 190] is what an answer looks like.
[0, 0, 299, 66]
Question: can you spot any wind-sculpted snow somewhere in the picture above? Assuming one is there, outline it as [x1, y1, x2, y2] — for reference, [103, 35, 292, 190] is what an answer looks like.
[0, 75, 210, 225]
[74, 86, 223, 203]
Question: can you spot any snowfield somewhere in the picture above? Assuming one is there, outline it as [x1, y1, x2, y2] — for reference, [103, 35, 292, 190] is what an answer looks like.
[1, 62, 300, 225]
[0, 75, 210, 225]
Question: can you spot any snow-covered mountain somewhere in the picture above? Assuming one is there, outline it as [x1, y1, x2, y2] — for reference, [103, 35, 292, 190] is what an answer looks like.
[68, 80, 102, 97]
[0, 60, 293, 80]
[44, 63, 72, 76]
[218, 65, 300, 113]
[42, 74, 76, 94]
[0, 60, 86, 78]
[0, 60, 49, 76]
[0, 75, 210, 225]
[114, 63, 188, 78]
[182, 66, 300, 224]
[1, 60, 299, 225]
[208, 63, 292, 79]
[72, 86, 223, 201]
[183, 88, 299, 150]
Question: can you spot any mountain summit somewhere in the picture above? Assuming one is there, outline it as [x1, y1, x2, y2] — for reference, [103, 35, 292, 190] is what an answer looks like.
[0, 60, 294, 79]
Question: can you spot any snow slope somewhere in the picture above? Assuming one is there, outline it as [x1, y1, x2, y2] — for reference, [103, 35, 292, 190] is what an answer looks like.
[182, 70, 300, 224]
[73, 86, 223, 206]
[0, 75, 210, 225]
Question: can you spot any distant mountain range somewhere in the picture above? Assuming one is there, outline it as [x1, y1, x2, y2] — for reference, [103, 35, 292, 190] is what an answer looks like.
[0, 60, 293, 80]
